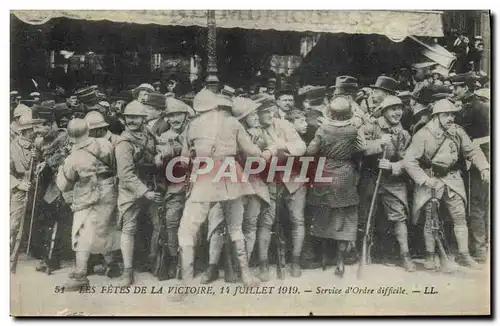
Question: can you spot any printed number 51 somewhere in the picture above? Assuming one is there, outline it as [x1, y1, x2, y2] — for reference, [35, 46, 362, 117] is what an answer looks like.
[54, 286, 65, 293]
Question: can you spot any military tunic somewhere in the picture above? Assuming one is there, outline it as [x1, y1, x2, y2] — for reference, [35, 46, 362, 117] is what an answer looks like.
[115, 128, 159, 235]
[10, 135, 33, 249]
[403, 119, 489, 224]
[178, 109, 263, 247]
[363, 116, 412, 222]
[56, 137, 120, 253]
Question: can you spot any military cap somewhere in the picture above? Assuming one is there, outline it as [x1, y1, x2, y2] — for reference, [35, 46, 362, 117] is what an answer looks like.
[275, 83, 295, 98]
[32, 104, 56, 121]
[75, 85, 99, 104]
[299, 86, 326, 106]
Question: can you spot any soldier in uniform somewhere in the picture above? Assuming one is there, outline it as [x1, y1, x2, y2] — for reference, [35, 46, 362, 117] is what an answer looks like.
[115, 100, 163, 286]
[362, 96, 416, 272]
[200, 97, 271, 284]
[155, 97, 192, 279]
[85, 111, 121, 147]
[56, 119, 121, 291]
[403, 99, 490, 270]
[177, 89, 273, 290]
[257, 98, 307, 280]
[452, 73, 490, 262]
[10, 112, 43, 254]
[11, 104, 32, 141]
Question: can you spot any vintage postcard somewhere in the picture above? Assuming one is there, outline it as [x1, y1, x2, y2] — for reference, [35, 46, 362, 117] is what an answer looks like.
[9, 9, 490, 316]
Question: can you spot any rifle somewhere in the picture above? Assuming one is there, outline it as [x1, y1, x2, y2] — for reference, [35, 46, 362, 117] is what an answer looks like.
[11, 154, 35, 273]
[26, 170, 41, 257]
[45, 221, 59, 275]
[152, 176, 169, 281]
[357, 148, 387, 279]
[429, 170, 455, 273]
[222, 223, 238, 283]
[275, 184, 286, 280]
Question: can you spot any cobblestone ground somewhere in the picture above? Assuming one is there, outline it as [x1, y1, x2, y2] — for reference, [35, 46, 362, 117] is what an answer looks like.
[10, 254, 489, 316]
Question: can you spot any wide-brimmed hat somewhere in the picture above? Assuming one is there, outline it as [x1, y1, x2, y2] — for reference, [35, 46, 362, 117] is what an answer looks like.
[143, 92, 166, 109]
[13, 104, 31, 119]
[370, 76, 398, 95]
[193, 88, 232, 113]
[232, 97, 260, 120]
[17, 111, 45, 131]
[331, 76, 359, 90]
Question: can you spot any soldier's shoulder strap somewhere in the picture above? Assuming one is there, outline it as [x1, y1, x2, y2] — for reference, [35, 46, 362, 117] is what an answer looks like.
[75, 139, 113, 169]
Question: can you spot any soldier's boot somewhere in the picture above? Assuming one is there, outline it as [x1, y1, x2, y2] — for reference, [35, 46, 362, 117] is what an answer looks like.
[473, 248, 488, 264]
[233, 240, 259, 287]
[63, 272, 90, 292]
[456, 253, 480, 270]
[259, 260, 271, 282]
[167, 255, 179, 280]
[438, 254, 458, 274]
[116, 268, 135, 287]
[200, 264, 219, 284]
[454, 225, 480, 270]
[423, 252, 436, 270]
[104, 253, 122, 279]
[291, 256, 302, 278]
[401, 253, 416, 272]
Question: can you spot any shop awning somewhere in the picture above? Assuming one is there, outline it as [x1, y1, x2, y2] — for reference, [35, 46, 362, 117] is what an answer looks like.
[12, 10, 444, 39]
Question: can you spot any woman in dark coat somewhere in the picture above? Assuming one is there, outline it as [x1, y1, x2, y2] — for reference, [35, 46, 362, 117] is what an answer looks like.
[305, 97, 365, 277]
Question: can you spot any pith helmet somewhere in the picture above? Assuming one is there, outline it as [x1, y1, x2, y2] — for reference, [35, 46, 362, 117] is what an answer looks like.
[85, 111, 109, 130]
[13, 103, 31, 119]
[231, 97, 260, 120]
[166, 97, 191, 115]
[431, 99, 461, 116]
[123, 100, 148, 116]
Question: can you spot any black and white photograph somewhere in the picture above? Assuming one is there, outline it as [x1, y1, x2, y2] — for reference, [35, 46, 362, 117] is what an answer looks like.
[8, 9, 491, 316]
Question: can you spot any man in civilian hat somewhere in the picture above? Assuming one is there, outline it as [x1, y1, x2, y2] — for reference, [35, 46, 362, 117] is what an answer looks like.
[274, 83, 297, 119]
[330, 75, 366, 121]
[404, 99, 489, 271]
[362, 96, 416, 272]
[451, 72, 490, 263]
[256, 94, 307, 281]
[10, 111, 44, 255]
[266, 77, 277, 95]
[176, 89, 273, 295]
[132, 83, 155, 103]
[143, 92, 170, 136]
[370, 76, 399, 109]
[114, 100, 163, 286]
